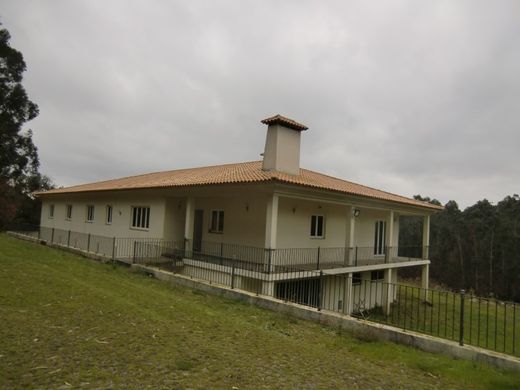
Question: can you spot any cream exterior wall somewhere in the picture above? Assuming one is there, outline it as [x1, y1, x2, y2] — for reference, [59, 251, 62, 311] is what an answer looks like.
[163, 198, 187, 242]
[192, 194, 267, 248]
[40, 193, 167, 239]
[353, 208, 399, 247]
[276, 196, 348, 249]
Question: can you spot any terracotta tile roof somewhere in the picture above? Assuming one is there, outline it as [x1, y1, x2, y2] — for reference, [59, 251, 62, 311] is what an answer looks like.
[261, 114, 308, 131]
[35, 161, 442, 211]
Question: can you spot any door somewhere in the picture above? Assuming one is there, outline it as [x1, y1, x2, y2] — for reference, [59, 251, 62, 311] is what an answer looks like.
[193, 209, 203, 252]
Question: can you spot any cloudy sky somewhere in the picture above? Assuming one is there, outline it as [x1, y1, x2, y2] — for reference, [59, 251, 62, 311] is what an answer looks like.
[2, 1, 519, 208]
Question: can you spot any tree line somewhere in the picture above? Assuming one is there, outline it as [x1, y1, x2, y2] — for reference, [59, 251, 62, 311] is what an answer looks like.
[400, 195, 520, 302]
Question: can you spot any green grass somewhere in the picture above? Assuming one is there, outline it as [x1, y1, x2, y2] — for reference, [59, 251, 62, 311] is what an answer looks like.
[365, 283, 520, 357]
[1, 234, 520, 389]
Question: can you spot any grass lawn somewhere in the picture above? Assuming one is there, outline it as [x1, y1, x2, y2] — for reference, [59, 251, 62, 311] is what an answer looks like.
[1, 234, 519, 389]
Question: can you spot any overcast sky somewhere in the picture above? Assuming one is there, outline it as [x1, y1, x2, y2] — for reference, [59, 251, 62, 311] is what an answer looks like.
[2, 1, 519, 209]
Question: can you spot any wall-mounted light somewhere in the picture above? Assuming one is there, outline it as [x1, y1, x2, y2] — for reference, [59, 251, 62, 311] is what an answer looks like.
[292, 207, 296, 214]
[353, 208, 361, 217]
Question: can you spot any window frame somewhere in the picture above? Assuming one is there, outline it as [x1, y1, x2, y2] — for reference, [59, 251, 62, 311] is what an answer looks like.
[86, 205, 95, 223]
[373, 220, 386, 256]
[66, 204, 72, 220]
[371, 270, 385, 281]
[49, 204, 55, 219]
[131, 206, 150, 230]
[310, 214, 325, 239]
[105, 205, 113, 225]
[209, 209, 224, 233]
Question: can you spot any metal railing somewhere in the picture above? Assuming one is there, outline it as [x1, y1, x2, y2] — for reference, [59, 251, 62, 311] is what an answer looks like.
[7, 227, 519, 358]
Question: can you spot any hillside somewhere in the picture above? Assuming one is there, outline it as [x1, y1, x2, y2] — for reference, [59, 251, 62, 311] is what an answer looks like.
[1, 234, 518, 389]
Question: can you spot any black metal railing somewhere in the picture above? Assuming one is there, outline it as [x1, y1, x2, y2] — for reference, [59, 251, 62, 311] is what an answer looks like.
[7, 227, 520, 358]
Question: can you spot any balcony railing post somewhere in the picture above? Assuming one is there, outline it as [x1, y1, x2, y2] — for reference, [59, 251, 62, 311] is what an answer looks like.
[87, 233, 91, 252]
[133, 241, 137, 264]
[316, 246, 321, 270]
[459, 289, 466, 346]
[385, 246, 389, 263]
[67, 230, 71, 247]
[51, 228, 55, 244]
[355, 246, 358, 267]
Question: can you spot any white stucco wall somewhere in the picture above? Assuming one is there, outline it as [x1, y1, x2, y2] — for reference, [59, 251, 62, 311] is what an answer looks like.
[354, 208, 399, 248]
[40, 193, 166, 239]
[276, 197, 349, 249]
[192, 194, 267, 248]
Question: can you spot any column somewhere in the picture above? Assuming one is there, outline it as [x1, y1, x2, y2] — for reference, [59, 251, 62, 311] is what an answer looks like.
[421, 264, 430, 302]
[263, 194, 278, 279]
[383, 268, 393, 315]
[386, 210, 394, 262]
[343, 272, 353, 315]
[347, 207, 356, 266]
[422, 214, 430, 259]
[184, 197, 195, 258]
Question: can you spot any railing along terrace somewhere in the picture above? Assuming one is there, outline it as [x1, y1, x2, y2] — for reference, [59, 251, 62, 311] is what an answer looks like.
[8, 227, 520, 359]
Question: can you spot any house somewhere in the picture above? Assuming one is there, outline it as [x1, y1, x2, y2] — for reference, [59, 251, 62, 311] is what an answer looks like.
[35, 115, 442, 314]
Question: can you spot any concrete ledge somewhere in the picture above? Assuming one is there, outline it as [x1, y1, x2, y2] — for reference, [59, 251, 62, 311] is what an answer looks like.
[134, 263, 520, 373]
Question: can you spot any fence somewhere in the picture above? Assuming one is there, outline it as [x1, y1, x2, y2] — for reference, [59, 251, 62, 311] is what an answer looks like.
[8, 227, 519, 357]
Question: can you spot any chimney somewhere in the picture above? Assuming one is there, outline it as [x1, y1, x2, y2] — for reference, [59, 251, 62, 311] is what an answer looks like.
[261, 114, 308, 175]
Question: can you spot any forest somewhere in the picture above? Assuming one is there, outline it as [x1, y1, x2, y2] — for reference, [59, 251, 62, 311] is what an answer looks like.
[400, 195, 520, 302]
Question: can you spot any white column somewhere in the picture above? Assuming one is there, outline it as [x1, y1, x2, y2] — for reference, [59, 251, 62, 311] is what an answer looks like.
[184, 197, 195, 256]
[347, 207, 356, 266]
[421, 264, 430, 302]
[263, 194, 279, 276]
[422, 215, 430, 259]
[386, 210, 394, 262]
[264, 194, 279, 249]
[344, 272, 353, 315]
[383, 268, 393, 315]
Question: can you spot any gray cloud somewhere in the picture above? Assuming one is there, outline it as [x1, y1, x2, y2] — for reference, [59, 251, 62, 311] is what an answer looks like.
[2, 0, 519, 208]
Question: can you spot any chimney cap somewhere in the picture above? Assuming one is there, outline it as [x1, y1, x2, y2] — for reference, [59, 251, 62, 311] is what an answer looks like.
[261, 114, 308, 131]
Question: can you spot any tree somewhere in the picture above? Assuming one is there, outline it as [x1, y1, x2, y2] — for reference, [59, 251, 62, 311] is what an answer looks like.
[0, 24, 51, 229]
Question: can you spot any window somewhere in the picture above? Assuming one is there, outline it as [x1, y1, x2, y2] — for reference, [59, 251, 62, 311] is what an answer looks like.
[310, 215, 324, 238]
[106, 205, 113, 224]
[131, 206, 150, 229]
[352, 272, 362, 285]
[66, 205, 72, 220]
[210, 210, 224, 233]
[371, 270, 384, 281]
[86, 205, 95, 222]
[49, 204, 55, 219]
[374, 220, 386, 255]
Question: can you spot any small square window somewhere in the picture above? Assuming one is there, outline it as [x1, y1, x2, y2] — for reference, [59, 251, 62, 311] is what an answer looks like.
[66, 205, 72, 220]
[49, 204, 55, 219]
[210, 210, 224, 233]
[106, 205, 113, 224]
[86, 205, 94, 222]
[310, 215, 324, 238]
